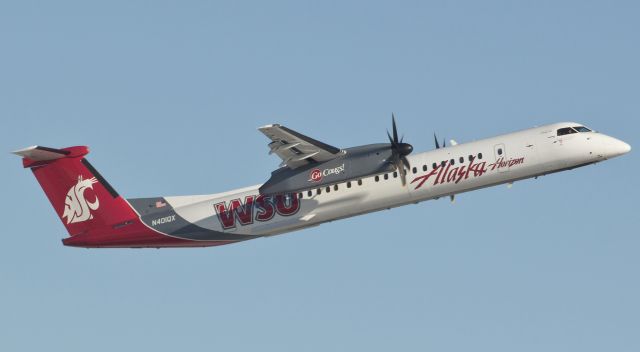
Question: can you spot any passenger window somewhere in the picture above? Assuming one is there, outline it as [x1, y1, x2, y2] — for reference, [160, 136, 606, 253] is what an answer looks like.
[459, 157, 464, 164]
[498, 148, 503, 155]
[375, 175, 379, 182]
[432, 162, 437, 169]
[358, 179, 362, 186]
[307, 190, 312, 197]
[326, 186, 330, 193]
[468, 155, 473, 162]
[422, 165, 427, 171]
[298, 192, 303, 199]
[450, 159, 455, 165]
[317, 188, 321, 195]
[412, 167, 417, 174]
[557, 127, 578, 136]
[384, 173, 389, 180]
[478, 153, 483, 159]
[347, 181, 352, 188]
[393, 171, 398, 178]
[441, 161, 446, 167]
[334, 184, 338, 191]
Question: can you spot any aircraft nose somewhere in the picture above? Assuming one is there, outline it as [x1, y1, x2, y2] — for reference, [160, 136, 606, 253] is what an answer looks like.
[612, 138, 631, 155]
[619, 140, 631, 154]
[603, 136, 631, 158]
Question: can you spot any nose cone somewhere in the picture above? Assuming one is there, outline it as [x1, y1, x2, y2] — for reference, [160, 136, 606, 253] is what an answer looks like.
[603, 136, 631, 158]
[619, 141, 631, 154]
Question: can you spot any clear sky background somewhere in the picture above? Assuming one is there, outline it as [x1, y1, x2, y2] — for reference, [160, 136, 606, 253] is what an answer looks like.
[1, 1, 638, 351]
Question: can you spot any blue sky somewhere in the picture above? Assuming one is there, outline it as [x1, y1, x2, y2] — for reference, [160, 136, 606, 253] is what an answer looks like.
[1, 1, 638, 351]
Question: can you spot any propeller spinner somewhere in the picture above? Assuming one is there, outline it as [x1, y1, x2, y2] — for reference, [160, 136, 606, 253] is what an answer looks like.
[387, 114, 414, 185]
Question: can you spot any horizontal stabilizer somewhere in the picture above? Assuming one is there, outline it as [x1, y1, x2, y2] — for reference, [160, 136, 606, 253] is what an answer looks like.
[12, 145, 70, 161]
[12, 145, 89, 168]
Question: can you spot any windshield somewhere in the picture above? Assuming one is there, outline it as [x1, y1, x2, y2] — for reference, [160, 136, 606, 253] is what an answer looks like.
[557, 126, 593, 136]
[557, 127, 578, 136]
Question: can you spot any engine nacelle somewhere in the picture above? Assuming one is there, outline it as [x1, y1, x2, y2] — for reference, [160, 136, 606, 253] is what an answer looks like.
[259, 144, 395, 195]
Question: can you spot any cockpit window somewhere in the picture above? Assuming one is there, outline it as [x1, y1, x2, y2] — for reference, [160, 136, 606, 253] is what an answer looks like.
[573, 126, 592, 132]
[557, 127, 578, 136]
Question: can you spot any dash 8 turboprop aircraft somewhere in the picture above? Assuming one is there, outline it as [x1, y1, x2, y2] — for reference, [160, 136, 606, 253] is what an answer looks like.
[13, 117, 630, 248]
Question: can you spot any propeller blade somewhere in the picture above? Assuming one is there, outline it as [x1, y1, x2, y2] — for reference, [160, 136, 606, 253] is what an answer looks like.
[388, 153, 405, 186]
[401, 156, 410, 170]
[434, 133, 440, 149]
[398, 159, 407, 186]
[392, 113, 399, 143]
[389, 153, 399, 169]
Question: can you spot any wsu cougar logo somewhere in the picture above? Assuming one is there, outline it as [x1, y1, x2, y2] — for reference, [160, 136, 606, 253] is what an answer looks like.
[62, 175, 100, 224]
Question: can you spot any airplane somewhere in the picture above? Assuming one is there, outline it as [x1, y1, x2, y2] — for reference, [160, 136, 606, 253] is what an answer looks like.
[12, 117, 631, 248]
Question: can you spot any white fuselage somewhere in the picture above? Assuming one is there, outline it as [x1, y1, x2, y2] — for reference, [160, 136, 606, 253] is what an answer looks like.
[163, 122, 630, 238]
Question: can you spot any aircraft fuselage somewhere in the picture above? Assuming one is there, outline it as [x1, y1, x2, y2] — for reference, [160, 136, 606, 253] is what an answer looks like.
[14, 121, 629, 248]
[100, 122, 628, 247]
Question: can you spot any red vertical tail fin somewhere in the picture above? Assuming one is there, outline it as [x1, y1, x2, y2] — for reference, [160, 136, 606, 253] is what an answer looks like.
[13, 146, 138, 236]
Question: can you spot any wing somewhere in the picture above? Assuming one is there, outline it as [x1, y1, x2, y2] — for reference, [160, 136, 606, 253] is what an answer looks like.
[259, 124, 344, 169]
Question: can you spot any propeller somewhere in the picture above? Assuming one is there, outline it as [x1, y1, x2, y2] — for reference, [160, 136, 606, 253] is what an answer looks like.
[433, 133, 446, 149]
[387, 114, 413, 185]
